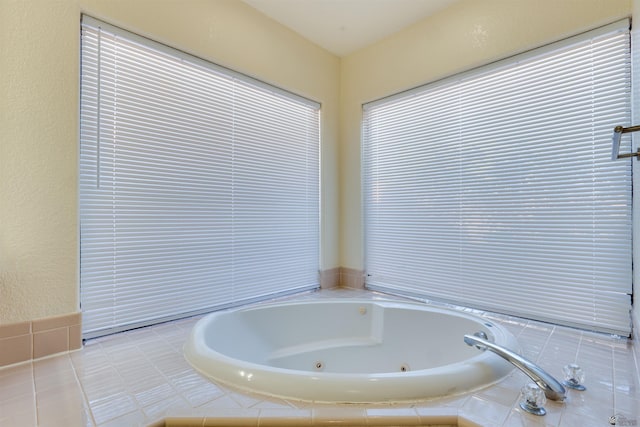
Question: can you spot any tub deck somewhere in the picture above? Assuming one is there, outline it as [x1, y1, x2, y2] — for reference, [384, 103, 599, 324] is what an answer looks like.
[0, 288, 637, 427]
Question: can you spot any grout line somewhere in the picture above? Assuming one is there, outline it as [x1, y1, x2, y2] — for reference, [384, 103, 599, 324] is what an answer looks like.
[30, 361, 39, 426]
[536, 324, 555, 364]
[573, 331, 583, 365]
[71, 348, 99, 426]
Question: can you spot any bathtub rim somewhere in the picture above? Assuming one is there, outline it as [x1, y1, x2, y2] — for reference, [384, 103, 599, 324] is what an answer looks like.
[184, 298, 519, 403]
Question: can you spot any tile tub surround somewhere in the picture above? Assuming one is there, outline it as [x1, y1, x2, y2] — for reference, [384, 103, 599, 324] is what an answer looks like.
[340, 267, 365, 289]
[0, 289, 638, 427]
[0, 312, 82, 367]
[319, 267, 340, 289]
[320, 267, 365, 289]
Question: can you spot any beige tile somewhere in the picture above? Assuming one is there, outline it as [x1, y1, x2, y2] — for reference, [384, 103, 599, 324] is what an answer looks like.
[142, 394, 191, 422]
[203, 414, 259, 426]
[251, 399, 292, 410]
[319, 268, 340, 289]
[82, 368, 128, 403]
[0, 321, 31, 339]
[0, 393, 37, 421]
[98, 409, 147, 427]
[504, 406, 562, 427]
[0, 359, 32, 378]
[33, 350, 73, 367]
[0, 369, 34, 401]
[195, 395, 244, 410]
[365, 407, 421, 425]
[555, 410, 605, 427]
[340, 268, 365, 289]
[258, 408, 313, 426]
[200, 408, 259, 419]
[32, 312, 81, 332]
[33, 327, 68, 359]
[311, 407, 367, 425]
[226, 390, 266, 408]
[0, 334, 32, 366]
[36, 387, 87, 424]
[414, 407, 458, 425]
[165, 418, 206, 427]
[34, 367, 78, 392]
[474, 384, 519, 407]
[0, 409, 37, 427]
[39, 358, 78, 384]
[457, 415, 483, 427]
[124, 369, 168, 394]
[69, 324, 83, 350]
[134, 382, 177, 408]
[459, 395, 510, 427]
[37, 412, 93, 427]
[180, 382, 226, 407]
[90, 392, 139, 425]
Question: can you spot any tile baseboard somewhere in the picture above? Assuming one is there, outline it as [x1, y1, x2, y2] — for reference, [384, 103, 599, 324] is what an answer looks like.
[0, 312, 81, 367]
[340, 267, 365, 289]
[320, 267, 366, 289]
[319, 267, 340, 289]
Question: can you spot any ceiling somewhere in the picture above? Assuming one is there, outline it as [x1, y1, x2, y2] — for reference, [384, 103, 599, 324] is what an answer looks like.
[241, 0, 459, 57]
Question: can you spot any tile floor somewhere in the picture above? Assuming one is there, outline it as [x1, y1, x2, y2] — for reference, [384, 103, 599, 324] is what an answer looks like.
[0, 288, 638, 426]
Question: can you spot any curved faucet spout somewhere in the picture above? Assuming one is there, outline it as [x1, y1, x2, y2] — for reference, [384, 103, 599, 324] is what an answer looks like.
[464, 333, 566, 401]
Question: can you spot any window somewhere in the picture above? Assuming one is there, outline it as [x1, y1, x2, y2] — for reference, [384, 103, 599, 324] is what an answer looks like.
[80, 16, 320, 338]
[362, 21, 632, 335]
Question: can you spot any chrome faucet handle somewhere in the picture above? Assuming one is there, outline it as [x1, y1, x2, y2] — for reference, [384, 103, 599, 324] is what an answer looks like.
[520, 383, 547, 416]
[563, 363, 586, 391]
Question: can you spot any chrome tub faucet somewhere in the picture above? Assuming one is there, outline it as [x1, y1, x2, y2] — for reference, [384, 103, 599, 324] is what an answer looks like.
[464, 332, 566, 402]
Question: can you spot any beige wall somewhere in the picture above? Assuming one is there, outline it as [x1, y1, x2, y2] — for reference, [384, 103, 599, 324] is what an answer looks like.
[339, 0, 632, 269]
[0, 0, 340, 324]
[1, 0, 634, 326]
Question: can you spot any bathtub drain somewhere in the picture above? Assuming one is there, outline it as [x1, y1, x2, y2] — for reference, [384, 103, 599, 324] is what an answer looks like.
[400, 363, 410, 372]
[315, 361, 324, 370]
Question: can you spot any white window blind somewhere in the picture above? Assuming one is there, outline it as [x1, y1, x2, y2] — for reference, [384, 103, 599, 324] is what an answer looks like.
[363, 21, 632, 335]
[80, 16, 320, 338]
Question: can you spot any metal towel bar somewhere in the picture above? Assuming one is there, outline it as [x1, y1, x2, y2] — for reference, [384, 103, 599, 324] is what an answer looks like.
[612, 125, 640, 160]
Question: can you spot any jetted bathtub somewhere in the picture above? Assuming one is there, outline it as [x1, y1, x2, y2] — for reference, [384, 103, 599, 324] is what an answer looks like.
[184, 299, 518, 402]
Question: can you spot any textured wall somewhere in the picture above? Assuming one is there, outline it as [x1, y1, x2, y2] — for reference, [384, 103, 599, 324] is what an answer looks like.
[0, 0, 80, 323]
[0, 0, 340, 324]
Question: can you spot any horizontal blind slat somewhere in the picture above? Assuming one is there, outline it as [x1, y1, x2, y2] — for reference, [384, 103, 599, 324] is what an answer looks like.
[80, 16, 320, 338]
[363, 21, 632, 335]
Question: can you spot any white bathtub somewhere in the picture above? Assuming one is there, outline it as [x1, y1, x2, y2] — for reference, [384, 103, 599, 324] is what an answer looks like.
[184, 299, 518, 403]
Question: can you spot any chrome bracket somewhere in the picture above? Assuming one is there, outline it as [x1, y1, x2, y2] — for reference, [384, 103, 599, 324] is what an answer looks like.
[612, 125, 640, 160]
